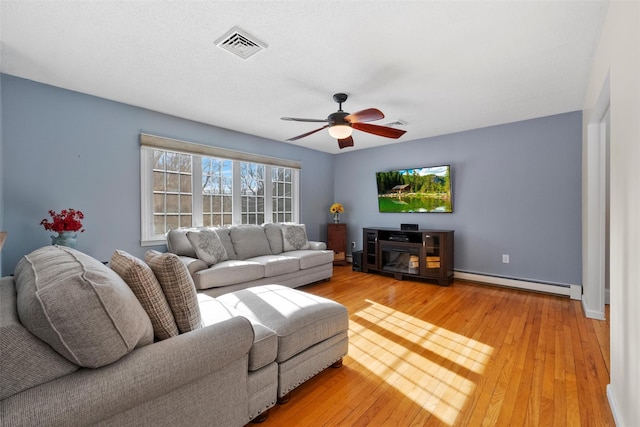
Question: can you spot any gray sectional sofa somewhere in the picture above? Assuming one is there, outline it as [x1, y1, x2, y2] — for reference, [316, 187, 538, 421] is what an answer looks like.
[1, 246, 260, 426]
[166, 223, 335, 297]
[1, 243, 348, 426]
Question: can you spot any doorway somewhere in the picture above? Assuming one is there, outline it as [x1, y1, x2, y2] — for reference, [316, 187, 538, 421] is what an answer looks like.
[583, 74, 610, 320]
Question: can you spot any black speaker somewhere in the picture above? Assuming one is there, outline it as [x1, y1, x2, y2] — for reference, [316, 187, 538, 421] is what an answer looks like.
[401, 223, 419, 231]
[352, 250, 363, 272]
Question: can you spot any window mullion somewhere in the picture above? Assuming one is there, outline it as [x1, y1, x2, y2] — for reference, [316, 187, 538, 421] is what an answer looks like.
[140, 148, 155, 243]
[232, 160, 242, 225]
[293, 169, 300, 223]
[192, 155, 203, 226]
[265, 167, 273, 223]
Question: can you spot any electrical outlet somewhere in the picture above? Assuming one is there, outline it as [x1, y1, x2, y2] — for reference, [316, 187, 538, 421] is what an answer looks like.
[351, 241, 356, 249]
[502, 254, 510, 264]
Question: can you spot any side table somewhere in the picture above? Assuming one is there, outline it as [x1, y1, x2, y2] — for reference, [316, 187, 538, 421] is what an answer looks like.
[327, 223, 347, 266]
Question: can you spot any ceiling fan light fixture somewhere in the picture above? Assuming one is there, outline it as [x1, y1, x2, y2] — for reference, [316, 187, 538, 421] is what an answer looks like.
[282, 93, 405, 147]
[328, 124, 353, 139]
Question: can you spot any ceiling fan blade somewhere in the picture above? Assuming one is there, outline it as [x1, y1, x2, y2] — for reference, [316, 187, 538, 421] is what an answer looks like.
[345, 108, 384, 123]
[281, 117, 330, 123]
[351, 122, 406, 139]
[338, 136, 354, 149]
[286, 125, 330, 141]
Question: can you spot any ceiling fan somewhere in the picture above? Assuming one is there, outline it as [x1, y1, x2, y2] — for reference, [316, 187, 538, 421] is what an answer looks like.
[281, 93, 406, 149]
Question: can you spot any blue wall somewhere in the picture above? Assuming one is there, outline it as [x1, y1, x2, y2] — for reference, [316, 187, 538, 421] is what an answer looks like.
[334, 112, 582, 286]
[1, 74, 583, 287]
[0, 74, 334, 274]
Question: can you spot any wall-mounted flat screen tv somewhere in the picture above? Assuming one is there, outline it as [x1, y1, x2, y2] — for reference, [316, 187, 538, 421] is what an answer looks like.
[376, 165, 452, 213]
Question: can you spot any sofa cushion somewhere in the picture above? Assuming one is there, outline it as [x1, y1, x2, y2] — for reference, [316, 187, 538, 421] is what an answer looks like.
[14, 246, 153, 368]
[166, 227, 199, 258]
[168, 227, 238, 260]
[250, 255, 300, 278]
[217, 285, 349, 363]
[281, 224, 310, 251]
[145, 251, 202, 333]
[187, 229, 229, 265]
[285, 249, 335, 269]
[0, 276, 79, 399]
[192, 260, 264, 290]
[263, 223, 285, 255]
[198, 294, 277, 371]
[110, 250, 179, 340]
[230, 225, 272, 260]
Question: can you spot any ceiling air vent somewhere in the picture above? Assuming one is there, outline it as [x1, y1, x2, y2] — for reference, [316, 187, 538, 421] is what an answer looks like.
[215, 26, 267, 60]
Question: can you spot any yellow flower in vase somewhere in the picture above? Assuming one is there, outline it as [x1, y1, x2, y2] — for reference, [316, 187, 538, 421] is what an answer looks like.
[329, 203, 344, 223]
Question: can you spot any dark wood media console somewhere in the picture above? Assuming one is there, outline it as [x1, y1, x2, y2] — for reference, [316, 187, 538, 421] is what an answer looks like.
[362, 227, 454, 286]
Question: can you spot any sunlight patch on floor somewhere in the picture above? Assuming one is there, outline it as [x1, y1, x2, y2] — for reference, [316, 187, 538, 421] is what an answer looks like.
[347, 300, 494, 425]
[362, 299, 494, 373]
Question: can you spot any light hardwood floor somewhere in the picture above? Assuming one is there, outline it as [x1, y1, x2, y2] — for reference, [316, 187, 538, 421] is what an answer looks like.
[254, 265, 613, 426]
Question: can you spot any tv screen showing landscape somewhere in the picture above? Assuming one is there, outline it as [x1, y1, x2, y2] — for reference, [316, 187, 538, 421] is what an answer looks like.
[376, 165, 452, 213]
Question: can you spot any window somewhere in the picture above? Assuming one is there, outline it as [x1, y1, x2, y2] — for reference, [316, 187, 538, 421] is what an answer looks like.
[141, 134, 300, 245]
[201, 157, 233, 227]
[240, 162, 265, 225]
[152, 151, 193, 232]
[272, 167, 293, 223]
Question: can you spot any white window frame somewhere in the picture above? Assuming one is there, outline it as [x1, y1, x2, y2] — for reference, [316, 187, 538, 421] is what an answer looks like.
[140, 134, 300, 246]
[271, 166, 297, 223]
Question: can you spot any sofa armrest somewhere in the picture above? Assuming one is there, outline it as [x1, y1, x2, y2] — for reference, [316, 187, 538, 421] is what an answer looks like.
[2, 316, 254, 426]
[308, 241, 327, 250]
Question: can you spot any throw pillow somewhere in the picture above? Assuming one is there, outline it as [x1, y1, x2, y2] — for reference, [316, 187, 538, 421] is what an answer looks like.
[110, 250, 179, 341]
[186, 229, 228, 266]
[145, 251, 202, 334]
[281, 224, 310, 251]
[14, 246, 153, 368]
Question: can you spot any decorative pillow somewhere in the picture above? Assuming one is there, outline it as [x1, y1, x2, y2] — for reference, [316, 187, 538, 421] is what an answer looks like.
[14, 246, 153, 368]
[229, 225, 272, 259]
[186, 229, 228, 266]
[110, 250, 179, 341]
[145, 249, 163, 260]
[281, 224, 310, 251]
[145, 251, 202, 334]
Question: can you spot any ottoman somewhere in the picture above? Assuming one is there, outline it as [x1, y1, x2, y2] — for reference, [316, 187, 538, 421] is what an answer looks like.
[217, 285, 349, 401]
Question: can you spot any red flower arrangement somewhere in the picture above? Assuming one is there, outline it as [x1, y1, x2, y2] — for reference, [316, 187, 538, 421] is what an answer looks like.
[40, 209, 85, 233]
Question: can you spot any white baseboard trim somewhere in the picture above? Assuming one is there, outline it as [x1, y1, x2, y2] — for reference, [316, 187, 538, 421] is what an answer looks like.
[582, 299, 606, 320]
[570, 285, 582, 300]
[454, 271, 581, 300]
[607, 384, 623, 427]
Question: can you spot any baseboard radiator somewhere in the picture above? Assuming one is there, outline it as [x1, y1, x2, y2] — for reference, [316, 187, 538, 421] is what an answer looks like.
[454, 270, 582, 300]
[345, 257, 581, 300]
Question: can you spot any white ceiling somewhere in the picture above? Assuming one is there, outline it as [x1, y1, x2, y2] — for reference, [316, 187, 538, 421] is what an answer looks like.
[0, 1, 608, 154]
